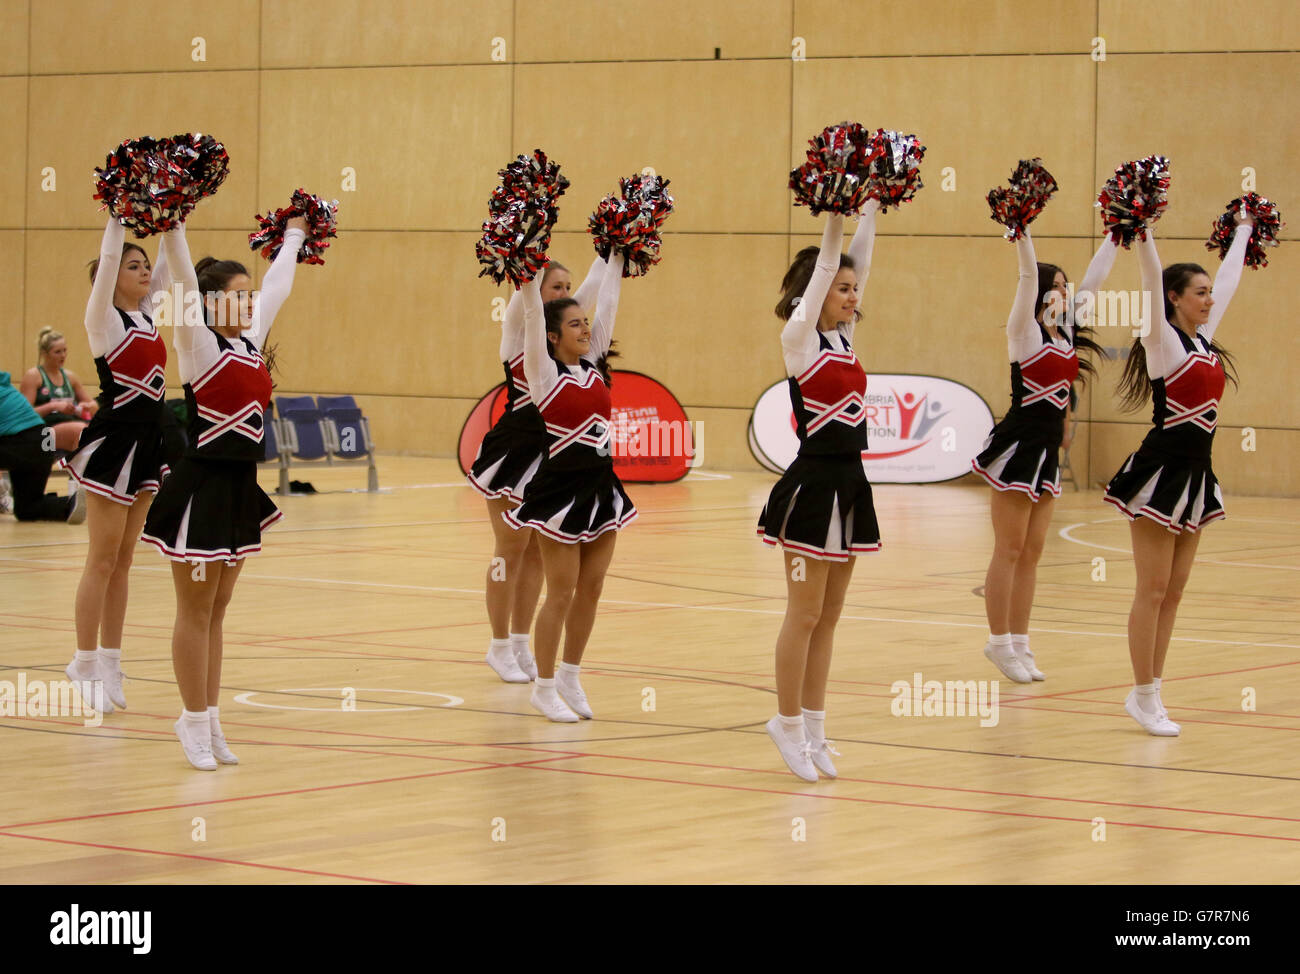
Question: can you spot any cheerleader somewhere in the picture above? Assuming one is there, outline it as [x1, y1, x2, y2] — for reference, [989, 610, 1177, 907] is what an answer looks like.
[62, 219, 173, 714]
[973, 230, 1114, 682]
[503, 253, 632, 721]
[468, 257, 607, 683]
[757, 202, 879, 782]
[1104, 211, 1253, 735]
[141, 217, 308, 769]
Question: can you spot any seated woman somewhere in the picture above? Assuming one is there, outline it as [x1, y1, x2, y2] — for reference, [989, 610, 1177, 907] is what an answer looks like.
[0, 369, 85, 522]
[20, 327, 98, 453]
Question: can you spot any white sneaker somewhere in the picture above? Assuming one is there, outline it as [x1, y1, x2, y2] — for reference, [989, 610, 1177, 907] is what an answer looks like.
[101, 666, 127, 710]
[984, 642, 1033, 683]
[766, 716, 818, 783]
[1015, 645, 1046, 681]
[1124, 690, 1180, 736]
[808, 738, 840, 778]
[556, 677, 593, 719]
[66, 485, 87, 525]
[174, 717, 218, 770]
[513, 644, 538, 681]
[210, 728, 239, 765]
[1155, 696, 1181, 734]
[530, 686, 579, 723]
[64, 661, 112, 715]
[486, 643, 530, 683]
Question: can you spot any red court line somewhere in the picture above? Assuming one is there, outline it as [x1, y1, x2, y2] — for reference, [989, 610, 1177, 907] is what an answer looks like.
[514, 764, 1300, 843]
[0, 830, 404, 884]
[1, 755, 577, 831]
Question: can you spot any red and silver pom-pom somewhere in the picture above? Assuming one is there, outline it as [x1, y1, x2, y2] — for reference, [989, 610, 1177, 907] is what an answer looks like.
[249, 189, 340, 265]
[476, 198, 553, 286]
[986, 158, 1058, 241]
[589, 172, 675, 277]
[476, 150, 568, 286]
[93, 136, 195, 237]
[789, 122, 879, 216]
[863, 129, 925, 212]
[1097, 155, 1171, 248]
[1205, 193, 1284, 269]
[168, 133, 230, 218]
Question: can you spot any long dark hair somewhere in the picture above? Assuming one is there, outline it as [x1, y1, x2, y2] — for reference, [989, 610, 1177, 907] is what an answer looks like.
[1037, 262, 1103, 383]
[1117, 262, 1238, 411]
[195, 256, 279, 376]
[775, 246, 858, 322]
[543, 297, 619, 385]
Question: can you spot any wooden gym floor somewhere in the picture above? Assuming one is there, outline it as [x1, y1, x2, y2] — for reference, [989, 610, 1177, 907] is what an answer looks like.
[1, 457, 1297, 884]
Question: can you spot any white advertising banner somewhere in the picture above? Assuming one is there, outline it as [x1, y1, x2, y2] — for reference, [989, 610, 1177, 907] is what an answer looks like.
[749, 374, 995, 483]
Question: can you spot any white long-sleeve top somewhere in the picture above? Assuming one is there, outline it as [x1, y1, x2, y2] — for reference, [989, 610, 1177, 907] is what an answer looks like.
[1136, 225, 1249, 378]
[499, 255, 607, 363]
[1006, 231, 1117, 362]
[160, 224, 305, 381]
[780, 202, 878, 376]
[85, 218, 172, 358]
[520, 254, 624, 405]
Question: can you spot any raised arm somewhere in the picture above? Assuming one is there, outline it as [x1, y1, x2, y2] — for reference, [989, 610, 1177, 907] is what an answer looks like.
[1135, 231, 1184, 378]
[844, 200, 879, 344]
[1203, 222, 1251, 342]
[519, 274, 554, 403]
[780, 213, 844, 370]
[247, 226, 306, 351]
[1006, 230, 1043, 362]
[157, 223, 205, 360]
[584, 254, 624, 365]
[145, 235, 170, 317]
[1072, 236, 1118, 330]
[85, 219, 125, 357]
[571, 255, 606, 315]
[500, 286, 526, 362]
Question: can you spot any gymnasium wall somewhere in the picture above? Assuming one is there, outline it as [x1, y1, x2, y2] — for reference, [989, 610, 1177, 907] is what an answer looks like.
[3, 1, 1297, 495]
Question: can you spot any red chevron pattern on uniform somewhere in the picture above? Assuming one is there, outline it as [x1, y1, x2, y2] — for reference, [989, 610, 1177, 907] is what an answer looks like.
[796, 348, 866, 435]
[1018, 343, 1078, 408]
[1162, 351, 1224, 433]
[536, 366, 611, 458]
[508, 353, 533, 409]
[104, 326, 167, 407]
[190, 345, 273, 448]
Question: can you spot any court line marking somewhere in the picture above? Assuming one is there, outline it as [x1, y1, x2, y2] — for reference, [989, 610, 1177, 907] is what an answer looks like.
[1059, 518, 1300, 571]
[232, 687, 464, 712]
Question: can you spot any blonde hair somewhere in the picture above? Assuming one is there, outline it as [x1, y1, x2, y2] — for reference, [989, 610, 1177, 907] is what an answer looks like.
[37, 327, 64, 362]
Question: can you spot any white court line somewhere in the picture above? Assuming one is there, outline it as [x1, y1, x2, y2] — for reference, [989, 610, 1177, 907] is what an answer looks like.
[1059, 519, 1300, 571]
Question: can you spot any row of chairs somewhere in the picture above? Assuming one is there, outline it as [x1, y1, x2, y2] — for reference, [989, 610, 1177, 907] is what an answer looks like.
[265, 395, 379, 494]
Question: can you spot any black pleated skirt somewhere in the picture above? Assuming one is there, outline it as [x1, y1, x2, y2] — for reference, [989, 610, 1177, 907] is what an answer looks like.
[467, 421, 547, 504]
[503, 461, 637, 543]
[60, 417, 167, 505]
[757, 453, 880, 562]
[141, 457, 281, 564]
[1104, 447, 1224, 534]
[971, 412, 1062, 501]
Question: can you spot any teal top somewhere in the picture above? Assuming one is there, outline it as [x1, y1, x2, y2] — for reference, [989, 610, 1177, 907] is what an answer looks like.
[0, 371, 44, 437]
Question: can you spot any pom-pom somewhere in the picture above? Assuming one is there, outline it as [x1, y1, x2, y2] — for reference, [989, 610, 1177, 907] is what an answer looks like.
[1096, 155, 1171, 248]
[93, 133, 230, 237]
[863, 129, 926, 211]
[789, 122, 879, 216]
[476, 150, 568, 286]
[248, 189, 340, 265]
[588, 172, 675, 277]
[986, 158, 1058, 241]
[1205, 193, 1284, 269]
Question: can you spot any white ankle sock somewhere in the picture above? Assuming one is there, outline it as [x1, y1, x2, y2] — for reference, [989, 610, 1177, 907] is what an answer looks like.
[509, 633, 531, 651]
[489, 637, 510, 652]
[777, 713, 805, 742]
[989, 633, 1013, 654]
[1011, 634, 1029, 653]
[207, 705, 222, 733]
[181, 709, 208, 725]
[802, 708, 825, 744]
[99, 647, 121, 672]
[71, 649, 97, 677]
[556, 661, 581, 685]
[1133, 684, 1160, 715]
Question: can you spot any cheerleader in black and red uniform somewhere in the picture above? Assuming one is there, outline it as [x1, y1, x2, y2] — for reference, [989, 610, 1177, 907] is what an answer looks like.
[141, 217, 308, 769]
[503, 253, 632, 722]
[1104, 210, 1254, 736]
[468, 257, 607, 684]
[757, 203, 879, 781]
[973, 229, 1114, 683]
[62, 219, 174, 714]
